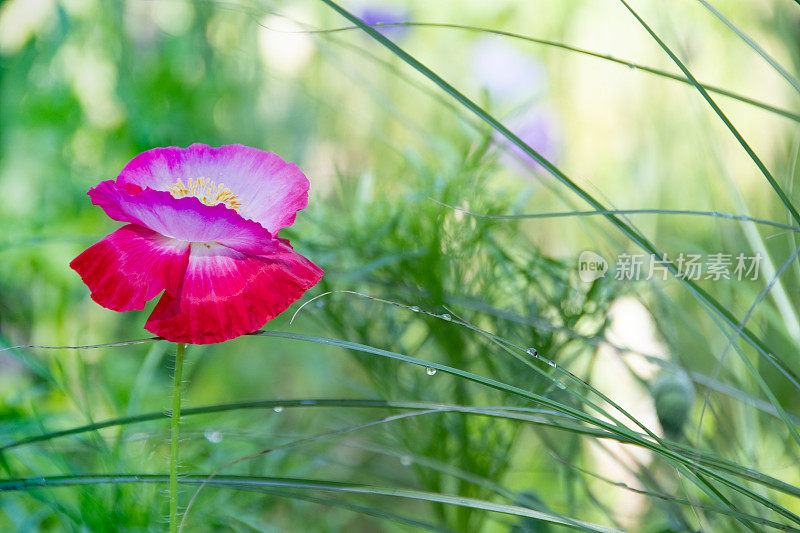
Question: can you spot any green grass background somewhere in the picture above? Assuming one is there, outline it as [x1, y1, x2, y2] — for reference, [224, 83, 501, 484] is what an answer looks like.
[1, 0, 800, 531]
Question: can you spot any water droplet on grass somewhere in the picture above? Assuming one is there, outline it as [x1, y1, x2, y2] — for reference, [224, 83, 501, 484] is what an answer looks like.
[426, 367, 437, 376]
[204, 429, 223, 444]
[400, 455, 413, 466]
[273, 406, 284, 413]
[525, 348, 538, 357]
[409, 306, 420, 312]
[441, 313, 452, 321]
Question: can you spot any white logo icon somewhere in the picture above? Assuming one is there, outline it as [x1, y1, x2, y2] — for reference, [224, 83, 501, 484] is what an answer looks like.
[578, 251, 608, 282]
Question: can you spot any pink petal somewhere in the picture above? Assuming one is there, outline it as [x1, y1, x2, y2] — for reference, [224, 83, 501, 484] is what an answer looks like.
[116, 144, 310, 234]
[70, 224, 190, 312]
[89, 180, 279, 255]
[144, 243, 323, 344]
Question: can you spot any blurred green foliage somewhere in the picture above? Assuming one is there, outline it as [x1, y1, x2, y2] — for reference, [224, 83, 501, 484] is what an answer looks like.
[2, 0, 800, 531]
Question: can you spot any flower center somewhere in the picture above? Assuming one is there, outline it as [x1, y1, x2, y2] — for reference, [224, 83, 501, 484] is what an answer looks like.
[167, 177, 241, 212]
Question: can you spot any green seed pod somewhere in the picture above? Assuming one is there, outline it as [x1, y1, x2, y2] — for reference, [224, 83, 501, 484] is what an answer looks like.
[651, 371, 695, 438]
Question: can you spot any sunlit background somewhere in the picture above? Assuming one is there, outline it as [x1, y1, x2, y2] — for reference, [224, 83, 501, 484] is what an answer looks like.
[2, 0, 800, 531]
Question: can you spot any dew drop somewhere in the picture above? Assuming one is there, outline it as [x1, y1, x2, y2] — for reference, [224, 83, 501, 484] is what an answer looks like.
[441, 313, 452, 321]
[273, 406, 284, 413]
[400, 455, 413, 466]
[425, 366, 437, 376]
[409, 306, 420, 313]
[525, 348, 539, 357]
[555, 380, 567, 390]
[546, 360, 558, 368]
[204, 429, 223, 444]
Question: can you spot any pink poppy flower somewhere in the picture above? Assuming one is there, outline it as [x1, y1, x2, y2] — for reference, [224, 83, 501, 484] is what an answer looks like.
[70, 143, 323, 344]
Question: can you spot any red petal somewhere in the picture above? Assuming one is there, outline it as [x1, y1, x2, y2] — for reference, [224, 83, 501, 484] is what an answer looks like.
[144, 243, 323, 344]
[70, 225, 190, 312]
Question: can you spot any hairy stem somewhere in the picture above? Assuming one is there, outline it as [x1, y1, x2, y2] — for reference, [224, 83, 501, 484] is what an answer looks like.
[170, 343, 186, 533]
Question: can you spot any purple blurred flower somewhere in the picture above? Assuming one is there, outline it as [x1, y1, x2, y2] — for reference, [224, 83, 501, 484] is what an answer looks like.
[501, 110, 561, 171]
[356, 5, 410, 38]
[471, 37, 546, 104]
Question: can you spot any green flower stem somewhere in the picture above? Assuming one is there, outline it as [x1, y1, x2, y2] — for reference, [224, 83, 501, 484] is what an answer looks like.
[169, 343, 186, 533]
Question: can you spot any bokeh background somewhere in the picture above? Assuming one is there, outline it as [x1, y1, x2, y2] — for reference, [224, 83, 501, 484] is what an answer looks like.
[2, 0, 800, 531]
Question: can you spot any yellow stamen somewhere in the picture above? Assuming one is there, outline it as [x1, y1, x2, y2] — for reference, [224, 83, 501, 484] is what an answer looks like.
[167, 176, 241, 212]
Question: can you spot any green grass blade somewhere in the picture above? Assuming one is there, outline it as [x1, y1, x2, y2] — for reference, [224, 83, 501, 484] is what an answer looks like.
[698, 246, 800, 447]
[428, 199, 800, 232]
[697, 0, 800, 94]
[0, 474, 624, 533]
[231, 488, 457, 533]
[0, 399, 593, 451]
[429, 198, 800, 447]
[307, 20, 800, 122]
[314, 0, 800, 395]
[254, 331, 800, 524]
[553, 454, 799, 532]
[617, 0, 800, 226]
[4, 332, 800, 503]
[6, 393, 798, 499]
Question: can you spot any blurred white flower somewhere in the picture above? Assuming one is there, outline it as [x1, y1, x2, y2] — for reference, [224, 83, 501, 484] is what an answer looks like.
[0, 0, 55, 55]
[257, 15, 315, 77]
[587, 296, 668, 529]
[123, 1, 195, 46]
[123, 2, 159, 47]
[605, 296, 668, 376]
[57, 45, 125, 129]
